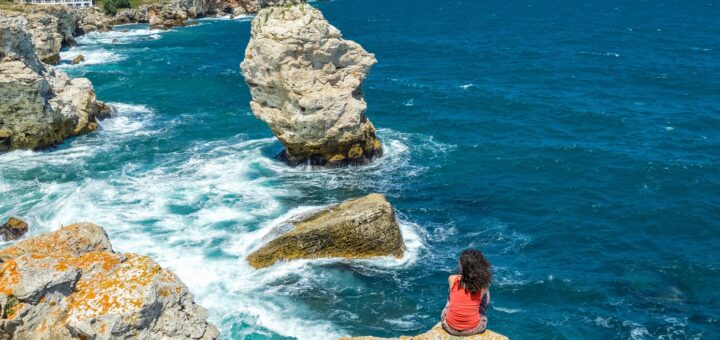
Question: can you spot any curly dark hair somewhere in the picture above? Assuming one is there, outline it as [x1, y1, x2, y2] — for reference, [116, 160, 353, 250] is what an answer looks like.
[459, 249, 492, 293]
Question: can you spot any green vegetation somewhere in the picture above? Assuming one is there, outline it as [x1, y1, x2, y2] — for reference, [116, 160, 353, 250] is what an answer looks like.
[102, 0, 130, 15]
[3, 295, 18, 319]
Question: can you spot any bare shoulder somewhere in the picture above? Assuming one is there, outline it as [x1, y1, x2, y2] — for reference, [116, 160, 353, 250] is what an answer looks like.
[448, 275, 460, 285]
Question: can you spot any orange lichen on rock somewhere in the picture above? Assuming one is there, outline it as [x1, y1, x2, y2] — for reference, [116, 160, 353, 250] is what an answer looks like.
[0, 223, 219, 339]
[0, 223, 111, 261]
[67, 251, 121, 271]
[0, 259, 20, 295]
[66, 254, 171, 322]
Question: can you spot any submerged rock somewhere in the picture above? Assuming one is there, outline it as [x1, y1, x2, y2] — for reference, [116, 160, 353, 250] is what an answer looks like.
[0, 223, 219, 339]
[247, 194, 405, 269]
[343, 323, 508, 340]
[1, 218, 28, 241]
[241, 2, 383, 167]
[0, 15, 111, 152]
[71, 54, 84, 64]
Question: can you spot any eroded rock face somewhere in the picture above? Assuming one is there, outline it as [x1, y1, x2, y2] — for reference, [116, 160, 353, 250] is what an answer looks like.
[0, 15, 111, 152]
[240, 3, 383, 166]
[0, 223, 219, 339]
[247, 194, 405, 268]
[76, 8, 113, 34]
[1, 218, 28, 241]
[342, 323, 509, 340]
[145, 0, 271, 28]
[114, 7, 150, 24]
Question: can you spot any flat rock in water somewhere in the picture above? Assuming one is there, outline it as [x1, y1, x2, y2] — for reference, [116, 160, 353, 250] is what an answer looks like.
[247, 193, 405, 268]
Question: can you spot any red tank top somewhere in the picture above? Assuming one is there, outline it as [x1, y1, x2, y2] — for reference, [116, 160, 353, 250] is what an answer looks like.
[445, 276, 485, 330]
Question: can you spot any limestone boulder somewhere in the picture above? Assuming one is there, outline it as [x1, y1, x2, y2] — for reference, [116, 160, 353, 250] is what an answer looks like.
[240, 3, 383, 166]
[1, 218, 28, 241]
[248, 194, 405, 269]
[71, 54, 84, 64]
[0, 223, 219, 339]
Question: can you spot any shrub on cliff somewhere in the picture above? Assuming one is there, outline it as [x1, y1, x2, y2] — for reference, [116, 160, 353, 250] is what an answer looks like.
[102, 0, 130, 15]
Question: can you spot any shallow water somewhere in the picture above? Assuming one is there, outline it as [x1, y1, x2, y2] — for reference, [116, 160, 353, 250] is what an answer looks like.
[2, 0, 720, 338]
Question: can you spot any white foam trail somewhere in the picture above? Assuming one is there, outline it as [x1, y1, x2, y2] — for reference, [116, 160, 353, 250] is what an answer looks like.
[76, 28, 166, 45]
[58, 49, 125, 67]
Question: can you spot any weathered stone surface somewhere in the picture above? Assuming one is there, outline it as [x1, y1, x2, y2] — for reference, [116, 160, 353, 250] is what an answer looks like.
[0, 224, 218, 339]
[343, 323, 508, 340]
[0, 6, 110, 65]
[241, 3, 382, 166]
[0, 15, 111, 152]
[1, 218, 28, 241]
[114, 7, 150, 24]
[76, 7, 113, 34]
[0, 222, 112, 262]
[248, 193, 405, 268]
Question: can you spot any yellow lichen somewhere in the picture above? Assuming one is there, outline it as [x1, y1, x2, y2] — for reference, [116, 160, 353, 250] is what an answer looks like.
[0, 259, 20, 295]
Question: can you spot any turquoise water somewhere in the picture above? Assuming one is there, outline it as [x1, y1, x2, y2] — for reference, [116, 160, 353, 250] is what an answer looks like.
[1, 0, 719, 338]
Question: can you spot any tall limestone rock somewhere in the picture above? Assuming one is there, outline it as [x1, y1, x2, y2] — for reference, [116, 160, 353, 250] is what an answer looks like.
[0, 15, 111, 152]
[241, 2, 383, 167]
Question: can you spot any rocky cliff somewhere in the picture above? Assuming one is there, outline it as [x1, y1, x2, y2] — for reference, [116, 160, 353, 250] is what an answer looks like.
[0, 15, 111, 152]
[241, 2, 383, 166]
[120, 0, 275, 28]
[248, 194, 405, 268]
[0, 223, 219, 339]
[0, 6, 111, 65]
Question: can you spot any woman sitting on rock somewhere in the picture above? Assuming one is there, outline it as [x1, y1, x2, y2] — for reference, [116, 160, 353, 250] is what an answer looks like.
[441, 249, 493, 336]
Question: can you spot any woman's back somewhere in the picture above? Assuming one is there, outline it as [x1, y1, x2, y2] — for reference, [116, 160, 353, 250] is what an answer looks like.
[444, 275, 488, 331]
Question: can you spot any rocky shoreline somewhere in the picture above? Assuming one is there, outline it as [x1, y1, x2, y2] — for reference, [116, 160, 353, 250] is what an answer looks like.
[0, 0, 273, 152]
[0, 14, 111, 151]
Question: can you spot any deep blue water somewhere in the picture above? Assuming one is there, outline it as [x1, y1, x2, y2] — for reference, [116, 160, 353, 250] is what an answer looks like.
[1, 0, 719, 338]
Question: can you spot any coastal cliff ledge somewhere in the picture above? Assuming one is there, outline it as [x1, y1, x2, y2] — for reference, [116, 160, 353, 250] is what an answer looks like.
[343, 323, 508, 340]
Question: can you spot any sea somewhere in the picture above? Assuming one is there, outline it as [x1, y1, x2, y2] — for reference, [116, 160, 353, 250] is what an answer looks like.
[1, 0, 718, 338]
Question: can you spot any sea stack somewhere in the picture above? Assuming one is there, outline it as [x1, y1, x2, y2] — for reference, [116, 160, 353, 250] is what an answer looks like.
[0, 15, 111, 152]
[247, 194, 405, 269]
[240, 2, 383, 167]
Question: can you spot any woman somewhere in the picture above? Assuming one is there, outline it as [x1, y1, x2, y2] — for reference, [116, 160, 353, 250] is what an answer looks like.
[441, 249, 492, 336]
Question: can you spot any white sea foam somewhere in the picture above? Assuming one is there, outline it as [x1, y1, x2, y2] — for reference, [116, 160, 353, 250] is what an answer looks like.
[76, 28, 165, 45]
[460, 83, 475, 89]
[58, 48, 125, 67]
[494, 307, 523, 314]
